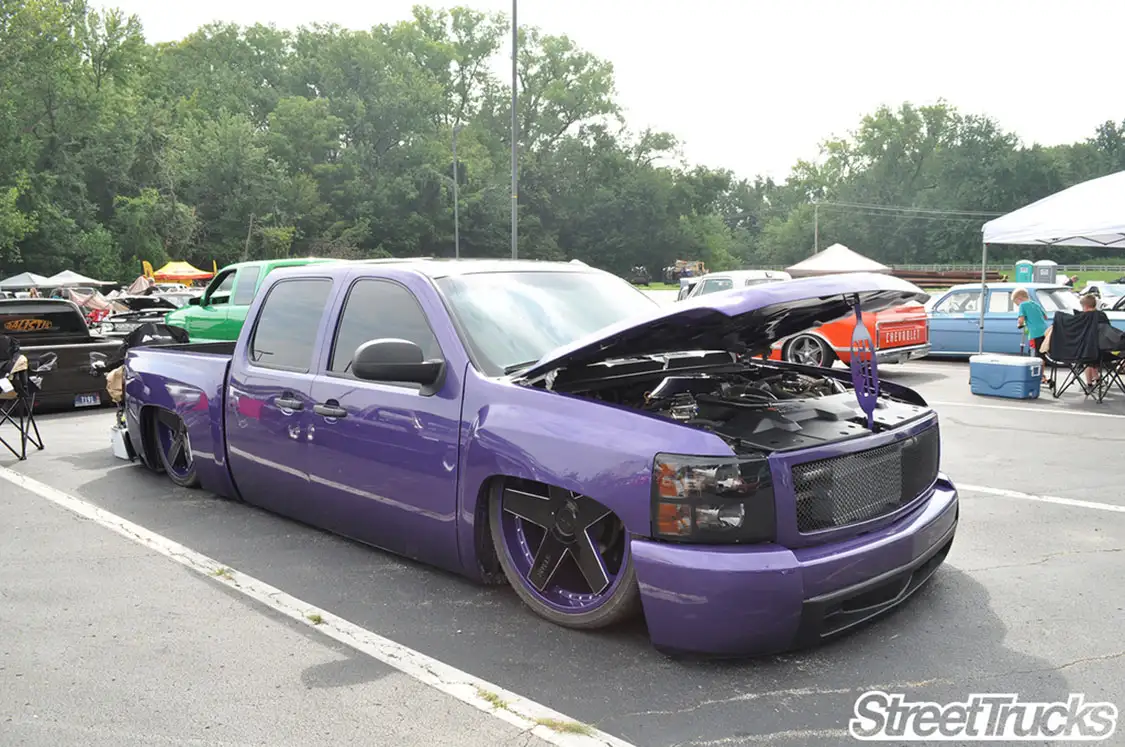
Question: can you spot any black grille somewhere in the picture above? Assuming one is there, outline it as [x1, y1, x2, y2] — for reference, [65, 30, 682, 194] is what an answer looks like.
[792, 425, 940, 533]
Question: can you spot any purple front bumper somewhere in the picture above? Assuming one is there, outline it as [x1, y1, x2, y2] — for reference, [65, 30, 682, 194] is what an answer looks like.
[632, 476, 958, 657]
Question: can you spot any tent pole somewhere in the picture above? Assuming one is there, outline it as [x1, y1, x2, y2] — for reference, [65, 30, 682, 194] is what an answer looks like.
[978, 242, 987, 353]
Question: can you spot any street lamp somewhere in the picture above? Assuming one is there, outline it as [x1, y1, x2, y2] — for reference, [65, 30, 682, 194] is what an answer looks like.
[452, 124, 463, 259]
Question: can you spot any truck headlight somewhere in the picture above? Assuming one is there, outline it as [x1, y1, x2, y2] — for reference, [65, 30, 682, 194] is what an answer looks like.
[651, 453, 776, 544]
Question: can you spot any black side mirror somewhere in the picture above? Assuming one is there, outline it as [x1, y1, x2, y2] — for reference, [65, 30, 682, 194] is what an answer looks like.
[188, 296, 201, 306]
[352, 338, 445, 394]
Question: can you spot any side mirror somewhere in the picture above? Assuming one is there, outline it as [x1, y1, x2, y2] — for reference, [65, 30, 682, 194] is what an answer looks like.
[188, 296, 201, 306]
[352, 338, 445, 394]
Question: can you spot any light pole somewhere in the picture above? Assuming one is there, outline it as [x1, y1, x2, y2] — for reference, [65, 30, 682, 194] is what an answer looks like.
[510, 0, 518, 260]
[452, 124, 463, 259]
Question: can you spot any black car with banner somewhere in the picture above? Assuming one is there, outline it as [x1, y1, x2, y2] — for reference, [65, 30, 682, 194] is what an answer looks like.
[0, 298, 122, 410]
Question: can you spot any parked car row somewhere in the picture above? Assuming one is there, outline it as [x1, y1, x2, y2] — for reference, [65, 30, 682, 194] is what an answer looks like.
[924, 282, 1125, 357]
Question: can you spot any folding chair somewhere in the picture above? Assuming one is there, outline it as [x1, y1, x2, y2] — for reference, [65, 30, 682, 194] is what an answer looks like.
[1095, 323, 1125, 398]
[1046, 311, 1124, 404]
[0, 334, 44, 460]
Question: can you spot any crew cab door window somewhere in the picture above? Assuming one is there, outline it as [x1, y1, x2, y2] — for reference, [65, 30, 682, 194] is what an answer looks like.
[231, 266, 262, 306]
[988, 290, 1013, 313]
[249, 279, 333, 372]
[328, 279, 442, 378]
[204, 270, 236, 306]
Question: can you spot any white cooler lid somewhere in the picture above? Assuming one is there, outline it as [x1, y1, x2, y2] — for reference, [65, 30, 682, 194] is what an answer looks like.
[969, 354, 1040, 367]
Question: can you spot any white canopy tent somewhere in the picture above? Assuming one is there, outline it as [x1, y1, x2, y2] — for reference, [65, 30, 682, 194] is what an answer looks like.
[786, 243, 891, 277]
[42, 269, 114, 287]
[0, 271, 50, 290]
[977, 169, 1125, 351]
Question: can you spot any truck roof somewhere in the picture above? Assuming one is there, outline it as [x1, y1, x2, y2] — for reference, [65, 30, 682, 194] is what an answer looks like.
[275, 258, 604, 281]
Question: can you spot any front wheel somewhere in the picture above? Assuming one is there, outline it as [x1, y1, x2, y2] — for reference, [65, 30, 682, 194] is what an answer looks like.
[784, 334, 835, 367]
[150, 410, 200, 488]
[489, 479, 640, 629]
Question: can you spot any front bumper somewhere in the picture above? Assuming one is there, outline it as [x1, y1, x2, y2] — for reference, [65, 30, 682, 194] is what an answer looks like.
[876, 343, 931, 364]
[632, 476, 958, 657]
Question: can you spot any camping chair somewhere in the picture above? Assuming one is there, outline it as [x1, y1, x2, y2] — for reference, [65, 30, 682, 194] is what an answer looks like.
[1045, 311, 1124, 404]
[0, 334, 45, 460]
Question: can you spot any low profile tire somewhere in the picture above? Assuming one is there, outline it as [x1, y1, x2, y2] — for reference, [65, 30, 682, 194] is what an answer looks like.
[150, 409, 200, 488]
[785, 334, 835, 367]
[489, 479, 640, 630]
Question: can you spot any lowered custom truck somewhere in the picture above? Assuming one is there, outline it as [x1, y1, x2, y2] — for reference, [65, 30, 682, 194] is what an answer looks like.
[0, 298, 120, 410]
[121, 260, 958, 657]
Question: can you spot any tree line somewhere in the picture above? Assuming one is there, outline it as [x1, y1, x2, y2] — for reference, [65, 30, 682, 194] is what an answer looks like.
[3, 0, 1125, 283]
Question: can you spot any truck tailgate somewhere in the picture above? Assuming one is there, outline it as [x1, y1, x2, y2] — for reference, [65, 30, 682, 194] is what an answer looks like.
[21, 339, 123, 411]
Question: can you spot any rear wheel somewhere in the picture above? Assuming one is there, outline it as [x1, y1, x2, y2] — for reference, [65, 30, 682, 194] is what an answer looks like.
[489, 479, 640, 629]
[785, 334, 834, 367]
[151, 410, 199, 488]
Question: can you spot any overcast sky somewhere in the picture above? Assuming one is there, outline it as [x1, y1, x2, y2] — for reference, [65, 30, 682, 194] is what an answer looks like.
[104, 0, 1125, 182]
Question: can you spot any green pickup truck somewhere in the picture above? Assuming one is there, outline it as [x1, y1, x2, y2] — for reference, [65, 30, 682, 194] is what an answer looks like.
[165, 258, 338, 341]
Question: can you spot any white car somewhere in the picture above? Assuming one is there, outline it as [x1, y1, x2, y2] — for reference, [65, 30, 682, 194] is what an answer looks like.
[677, 270, 792, 301]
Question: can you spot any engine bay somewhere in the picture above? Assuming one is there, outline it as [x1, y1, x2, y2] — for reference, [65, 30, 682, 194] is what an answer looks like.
[588, 363, 930, 453]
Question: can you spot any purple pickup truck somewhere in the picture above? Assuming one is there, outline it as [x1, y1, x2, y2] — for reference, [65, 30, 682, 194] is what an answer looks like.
[121, 260, 959, 657]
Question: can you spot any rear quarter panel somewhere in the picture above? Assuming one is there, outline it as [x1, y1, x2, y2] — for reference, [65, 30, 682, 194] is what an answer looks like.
[769, 302, 928, 362]
[124, 347, 238, 499]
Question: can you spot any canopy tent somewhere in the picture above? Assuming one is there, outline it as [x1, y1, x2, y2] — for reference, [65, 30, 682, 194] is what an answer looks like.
[786, 243, 891, 277]
[976, 169, 1125, 350]
[0, 271, 51, 289]
[42, 269, 114, 287]
[152, 261, 212, 283]
[63, 287, 120, 312]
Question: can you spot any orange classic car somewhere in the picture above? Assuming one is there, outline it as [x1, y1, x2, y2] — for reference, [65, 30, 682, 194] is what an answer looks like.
[768, 300, 931, 367]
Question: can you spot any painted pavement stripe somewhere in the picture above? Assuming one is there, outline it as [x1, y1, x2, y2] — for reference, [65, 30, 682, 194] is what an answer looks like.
[0, 465, 636, 747]
[929, 400, 1125, 419]
[960, 483, 1125, 514]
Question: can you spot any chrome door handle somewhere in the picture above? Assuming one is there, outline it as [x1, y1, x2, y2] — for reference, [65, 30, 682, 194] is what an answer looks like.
[276, 396, 304, 410]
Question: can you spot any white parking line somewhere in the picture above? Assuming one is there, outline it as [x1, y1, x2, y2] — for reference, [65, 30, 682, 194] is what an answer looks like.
[0, 465, 635, 747]
[961, 483, 1125, 514]
[930, 400, 1125, 419]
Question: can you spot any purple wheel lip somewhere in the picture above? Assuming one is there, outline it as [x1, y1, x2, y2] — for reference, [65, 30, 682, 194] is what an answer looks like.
[155, 418, 193, 479]
[499, 509, 630, 615]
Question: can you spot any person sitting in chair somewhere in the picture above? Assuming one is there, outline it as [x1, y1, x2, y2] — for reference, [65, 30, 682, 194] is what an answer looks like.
[1080, 293, 1112, 387]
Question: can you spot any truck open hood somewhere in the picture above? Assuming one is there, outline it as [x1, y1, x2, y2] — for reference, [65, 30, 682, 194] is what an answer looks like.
[517, 273, 927, 382]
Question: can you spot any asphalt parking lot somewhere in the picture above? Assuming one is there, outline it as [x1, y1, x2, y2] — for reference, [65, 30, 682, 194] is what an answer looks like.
[2, 358, 1124, 746]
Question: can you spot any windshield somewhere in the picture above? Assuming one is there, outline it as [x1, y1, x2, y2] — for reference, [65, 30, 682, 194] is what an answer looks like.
[436, 271, 659, 376]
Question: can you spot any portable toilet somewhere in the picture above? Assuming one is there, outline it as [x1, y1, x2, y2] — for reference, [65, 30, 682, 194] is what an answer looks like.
[1033, 259, 1057, 285]
[1015, 260, 1034, 283]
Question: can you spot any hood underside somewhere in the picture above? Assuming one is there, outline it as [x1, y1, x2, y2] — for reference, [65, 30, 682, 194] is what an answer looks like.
[518, 273, 927, 382]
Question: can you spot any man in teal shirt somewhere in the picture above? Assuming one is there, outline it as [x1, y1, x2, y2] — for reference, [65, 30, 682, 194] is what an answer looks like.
[1014, 288, 1050, 381]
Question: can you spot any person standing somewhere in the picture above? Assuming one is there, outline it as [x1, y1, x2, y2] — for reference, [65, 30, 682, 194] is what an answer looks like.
[1014, 288, 1050, 383]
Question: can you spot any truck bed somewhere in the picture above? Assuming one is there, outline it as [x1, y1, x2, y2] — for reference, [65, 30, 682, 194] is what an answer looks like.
[123, 342, 237, 483]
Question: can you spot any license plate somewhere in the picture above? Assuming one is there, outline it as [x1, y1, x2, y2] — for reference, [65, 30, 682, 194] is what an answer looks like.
[75, 393, 102, 408]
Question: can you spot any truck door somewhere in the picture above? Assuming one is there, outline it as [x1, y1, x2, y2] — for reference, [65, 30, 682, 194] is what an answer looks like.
[189, 268, 237, 341]
[224, 275, 335, 522]
[304, 274, 462, 571]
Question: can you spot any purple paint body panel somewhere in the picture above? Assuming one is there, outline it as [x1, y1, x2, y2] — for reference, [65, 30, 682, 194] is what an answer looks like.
[122, 262, 958, 657]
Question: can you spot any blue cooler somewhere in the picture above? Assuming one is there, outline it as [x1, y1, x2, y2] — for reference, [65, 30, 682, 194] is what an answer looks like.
[969, 354, 1041, 399]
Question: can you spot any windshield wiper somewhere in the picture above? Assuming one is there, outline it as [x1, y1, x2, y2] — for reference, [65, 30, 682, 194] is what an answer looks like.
[503, 359, 541, 375]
